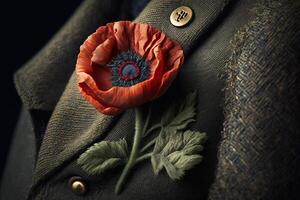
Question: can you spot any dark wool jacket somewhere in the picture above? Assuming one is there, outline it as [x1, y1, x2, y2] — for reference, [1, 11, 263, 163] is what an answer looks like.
[1, 0, 300, 199]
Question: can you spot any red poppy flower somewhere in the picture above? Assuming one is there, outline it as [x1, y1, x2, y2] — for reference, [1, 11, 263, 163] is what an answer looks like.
[76, 21, 184, 115]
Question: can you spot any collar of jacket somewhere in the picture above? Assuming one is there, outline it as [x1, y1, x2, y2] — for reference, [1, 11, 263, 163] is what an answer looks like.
[14, 0, 233, 197]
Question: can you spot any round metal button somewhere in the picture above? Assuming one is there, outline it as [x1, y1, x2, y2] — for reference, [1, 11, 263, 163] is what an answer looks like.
[68, 176, 87, 195]
[170, 6, 193, 27]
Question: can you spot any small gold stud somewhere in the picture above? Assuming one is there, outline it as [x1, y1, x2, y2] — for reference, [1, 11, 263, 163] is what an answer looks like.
[69, 176, 87, 195]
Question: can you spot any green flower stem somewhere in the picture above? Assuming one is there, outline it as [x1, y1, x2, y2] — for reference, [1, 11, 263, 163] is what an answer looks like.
[135, 152, 152, 164]
[115, 107, 143, 194]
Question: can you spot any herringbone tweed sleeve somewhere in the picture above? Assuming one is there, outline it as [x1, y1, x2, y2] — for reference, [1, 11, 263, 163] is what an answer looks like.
[209, 1, 300, 199]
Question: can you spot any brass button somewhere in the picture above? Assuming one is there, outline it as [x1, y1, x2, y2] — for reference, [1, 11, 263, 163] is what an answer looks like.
[68, 176, 87, 195]
[170, 6, 193, 27]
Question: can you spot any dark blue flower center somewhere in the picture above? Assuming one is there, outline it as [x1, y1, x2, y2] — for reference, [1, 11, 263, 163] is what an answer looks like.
[108, 51, 149, 87]
[118, 61, 141, 81]
[122, 64, 137, 78]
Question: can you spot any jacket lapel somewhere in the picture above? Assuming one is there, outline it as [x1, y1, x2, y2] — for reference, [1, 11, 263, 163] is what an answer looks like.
[15, 0, 234, 195]
[32, 72, 125, 186]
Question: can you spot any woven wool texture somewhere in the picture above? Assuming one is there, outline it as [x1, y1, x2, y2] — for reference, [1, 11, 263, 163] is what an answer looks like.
[209, 1, 300, 199]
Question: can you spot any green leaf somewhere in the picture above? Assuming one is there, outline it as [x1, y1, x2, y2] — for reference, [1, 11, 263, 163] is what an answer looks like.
[151, 128, 206, 180]
[77, 139, 128, 175]
[161, 91, 197, 131]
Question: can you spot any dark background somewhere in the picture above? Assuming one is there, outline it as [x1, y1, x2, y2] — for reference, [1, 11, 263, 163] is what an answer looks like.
[0, 0, 82, 179]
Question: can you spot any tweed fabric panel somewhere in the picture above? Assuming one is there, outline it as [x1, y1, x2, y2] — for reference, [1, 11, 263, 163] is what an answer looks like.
[208, 1, 300, 199]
